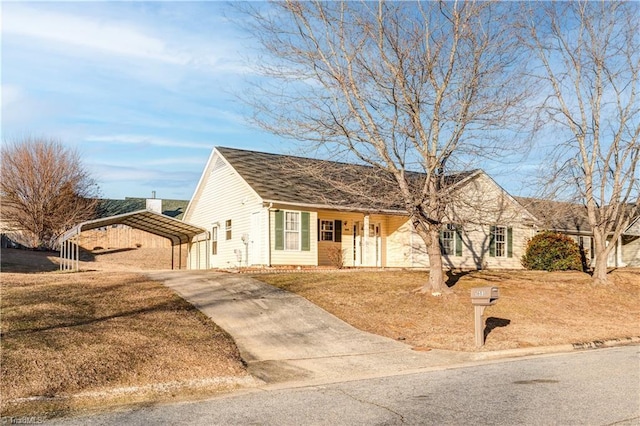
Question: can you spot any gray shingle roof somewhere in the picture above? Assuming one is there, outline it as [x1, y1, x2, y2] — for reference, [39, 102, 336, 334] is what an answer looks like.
[515, 197, 592, 233]
[96, 198, 189, 220]
[216, 146, 476, 213]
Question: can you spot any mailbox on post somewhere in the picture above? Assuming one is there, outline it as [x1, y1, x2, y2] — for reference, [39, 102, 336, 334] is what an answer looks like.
[471, 286, 499, 348]
[471, 286, 499, 306]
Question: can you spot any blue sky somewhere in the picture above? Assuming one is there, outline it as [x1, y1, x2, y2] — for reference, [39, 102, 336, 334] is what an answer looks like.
[2, 1, 540, 201]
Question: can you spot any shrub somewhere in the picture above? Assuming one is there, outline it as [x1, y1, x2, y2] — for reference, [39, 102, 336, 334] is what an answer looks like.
[521, 231, 583, 272]
[326, 245, 346, 269]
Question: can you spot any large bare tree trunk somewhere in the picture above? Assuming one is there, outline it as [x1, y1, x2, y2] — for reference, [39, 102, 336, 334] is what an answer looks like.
[591, 231, 613, 286]
[425, 227, 448, 295]
[592, 254, 609, 286]
[523, 1, 639, 285]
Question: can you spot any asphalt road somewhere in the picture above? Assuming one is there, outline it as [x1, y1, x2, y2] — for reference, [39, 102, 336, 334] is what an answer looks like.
[50, 345, 639, 425]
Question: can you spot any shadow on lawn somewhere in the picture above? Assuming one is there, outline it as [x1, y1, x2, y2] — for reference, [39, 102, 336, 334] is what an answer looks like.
[0, 299, 192, 339]
[79, 247, 139, 262]
[445, 270, 474, 288]
[484, 317, 511, 341]
[0, 248, 59, 273]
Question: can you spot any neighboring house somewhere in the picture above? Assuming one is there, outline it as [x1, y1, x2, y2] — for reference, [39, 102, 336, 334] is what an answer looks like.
[184, 147, 538, 270]
[78, 197, 189, 250]
[516, 197, 640, 268]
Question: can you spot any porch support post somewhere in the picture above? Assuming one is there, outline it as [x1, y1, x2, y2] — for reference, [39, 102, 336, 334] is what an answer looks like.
[617, 236, 625, 267]
[363, 214, 370, 265]
[60, 241, 65, 271]
[75, 233, 80, 271]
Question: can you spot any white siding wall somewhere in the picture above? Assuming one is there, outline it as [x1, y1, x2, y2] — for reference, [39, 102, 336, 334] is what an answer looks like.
[270, 207, 317, 266]
[386, 173, 537, 270]
[622, 237, 640, 267]
[185, 154, 262, 269]
[386, 217, 414, 267]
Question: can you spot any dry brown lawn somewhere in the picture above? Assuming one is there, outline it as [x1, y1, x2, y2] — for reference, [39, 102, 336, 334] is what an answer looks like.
[254, 269, 640, 352]
[1, 249, 250, 419]
[2, 248, 638, 418]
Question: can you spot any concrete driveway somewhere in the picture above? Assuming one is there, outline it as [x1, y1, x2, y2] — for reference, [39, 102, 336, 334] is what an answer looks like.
[146, 270, 473, 386]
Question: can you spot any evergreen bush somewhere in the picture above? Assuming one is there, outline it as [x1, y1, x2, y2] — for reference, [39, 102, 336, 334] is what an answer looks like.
[521, 231, 583, 271]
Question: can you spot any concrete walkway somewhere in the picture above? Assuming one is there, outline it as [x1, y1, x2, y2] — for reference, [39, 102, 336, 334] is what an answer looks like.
[147, 270, 475, 386]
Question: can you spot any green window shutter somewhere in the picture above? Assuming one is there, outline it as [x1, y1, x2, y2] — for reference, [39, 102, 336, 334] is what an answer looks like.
[301, 212, 310, 251]
[274, 211, 284, 250]
[439, 229, 445, 255]
[317, 219, 321, 241]
[489, 226, 496, 257]
[507, 227, 513, 258]
[455, 227, 463, 257]
[334, 220, 342, 243]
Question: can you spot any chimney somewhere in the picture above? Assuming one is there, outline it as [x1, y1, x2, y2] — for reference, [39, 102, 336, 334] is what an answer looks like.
[146, 191, 162, 214]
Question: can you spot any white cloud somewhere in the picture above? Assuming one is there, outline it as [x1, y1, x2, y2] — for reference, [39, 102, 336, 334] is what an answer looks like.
[1, 3, 252, 75]
[85, 134, 213, 150]
[3, 5, 191, 65]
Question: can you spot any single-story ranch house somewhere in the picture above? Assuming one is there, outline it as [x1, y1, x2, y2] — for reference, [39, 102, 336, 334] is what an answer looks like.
[50, 146, 638, 271]
[184, 147, 546, 270]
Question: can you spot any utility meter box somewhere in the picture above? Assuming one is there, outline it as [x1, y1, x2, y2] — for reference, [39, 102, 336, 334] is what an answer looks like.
[471, 286, 499, 306]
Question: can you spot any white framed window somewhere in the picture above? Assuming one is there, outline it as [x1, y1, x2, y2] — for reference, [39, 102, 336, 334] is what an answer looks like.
[320, 220, 334, 241]
[211, 226, 218, 255]
[285, 211, 300, 250]
[494, 226, 506, 257]
[441, 224, 456, 256]
[225, 219, 232, 240]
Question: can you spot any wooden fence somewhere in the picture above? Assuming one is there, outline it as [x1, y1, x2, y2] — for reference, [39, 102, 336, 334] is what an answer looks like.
[78, 225, 172, 249]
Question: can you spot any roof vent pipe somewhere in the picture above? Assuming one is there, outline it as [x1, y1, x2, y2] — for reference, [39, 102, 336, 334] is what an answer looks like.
[152, 190, 156, 199]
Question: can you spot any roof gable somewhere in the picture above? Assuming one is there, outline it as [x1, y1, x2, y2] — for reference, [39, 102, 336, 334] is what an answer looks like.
[625, 216, 640, 236]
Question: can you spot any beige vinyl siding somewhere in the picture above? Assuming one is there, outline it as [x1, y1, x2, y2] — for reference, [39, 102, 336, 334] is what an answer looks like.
[316, 210, 352, 266]
[270, 208, 317, 266]
[385, 216, 413, 267]
[185, 153, 262, 269]
[400, 224, 530, 270]
[386, 173, 537, 270]
[622, 236, 640, 267]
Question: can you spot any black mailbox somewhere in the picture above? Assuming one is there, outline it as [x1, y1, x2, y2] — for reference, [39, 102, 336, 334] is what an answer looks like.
[471, 286, 499, 306]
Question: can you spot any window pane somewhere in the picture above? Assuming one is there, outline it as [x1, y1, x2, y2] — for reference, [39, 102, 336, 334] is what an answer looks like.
[285, 212, 299, 231]
[495, 226, 505, 257]
[442, 224, 455, 256]
[321, 220, 334, 241]
[284, 212, 300, 250]
[285, 232, 299, 250]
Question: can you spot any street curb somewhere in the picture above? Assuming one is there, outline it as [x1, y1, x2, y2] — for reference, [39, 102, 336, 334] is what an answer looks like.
[471, 336, 640, 361]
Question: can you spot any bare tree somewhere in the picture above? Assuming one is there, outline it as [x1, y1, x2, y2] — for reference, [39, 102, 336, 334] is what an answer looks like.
[237, 1, 530, 294]
[522, 1, 639, 285]
[1, 137, 99, 249]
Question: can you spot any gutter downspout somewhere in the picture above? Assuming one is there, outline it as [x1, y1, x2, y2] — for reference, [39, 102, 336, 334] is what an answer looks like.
[266, 203, 273, 267]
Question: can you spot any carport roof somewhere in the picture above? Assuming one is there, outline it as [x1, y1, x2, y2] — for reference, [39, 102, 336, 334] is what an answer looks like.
[60, 209, 207, 245]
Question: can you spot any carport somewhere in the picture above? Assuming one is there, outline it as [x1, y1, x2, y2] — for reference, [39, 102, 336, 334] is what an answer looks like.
[59, 209, 207, 271]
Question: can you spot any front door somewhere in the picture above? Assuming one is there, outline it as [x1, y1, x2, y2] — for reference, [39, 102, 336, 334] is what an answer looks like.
[353, 221, 381, 267]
